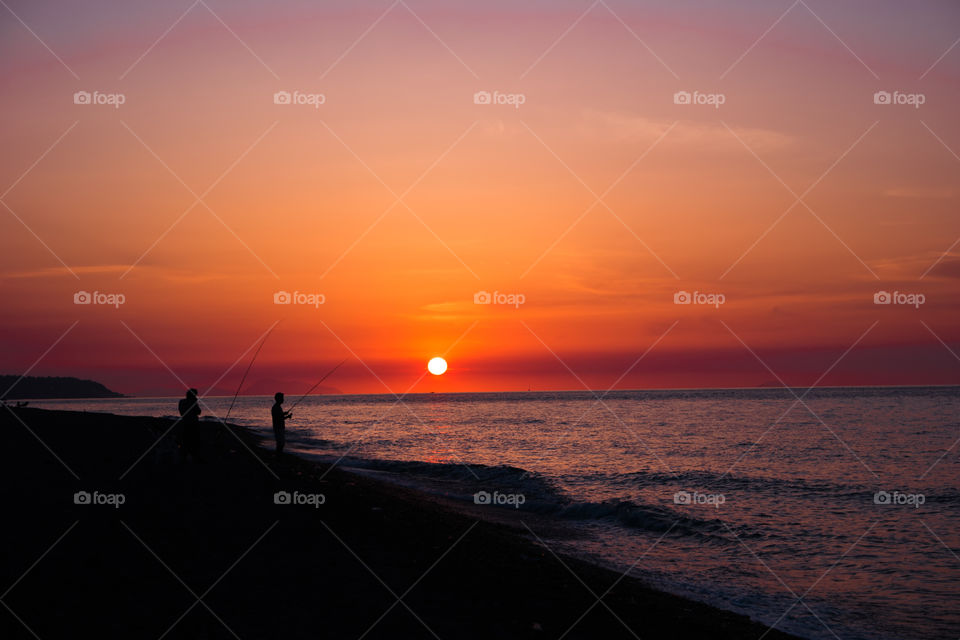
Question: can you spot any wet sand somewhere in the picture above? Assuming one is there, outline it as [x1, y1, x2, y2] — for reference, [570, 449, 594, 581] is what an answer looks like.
[0, 406, 802, 639]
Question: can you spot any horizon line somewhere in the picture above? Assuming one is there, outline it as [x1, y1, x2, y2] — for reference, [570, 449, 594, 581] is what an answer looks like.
[25, 382, 960, 402]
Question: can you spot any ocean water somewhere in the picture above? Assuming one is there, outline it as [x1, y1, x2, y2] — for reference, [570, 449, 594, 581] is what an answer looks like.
[36, 387, 960, 640]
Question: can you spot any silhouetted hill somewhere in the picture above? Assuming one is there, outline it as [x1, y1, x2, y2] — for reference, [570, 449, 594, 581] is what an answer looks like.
[0, 375, 123, 399]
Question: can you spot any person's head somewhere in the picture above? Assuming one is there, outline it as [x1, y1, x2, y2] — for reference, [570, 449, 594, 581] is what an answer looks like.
[274, 392, 284, 403]
[186, 388, 198, 399]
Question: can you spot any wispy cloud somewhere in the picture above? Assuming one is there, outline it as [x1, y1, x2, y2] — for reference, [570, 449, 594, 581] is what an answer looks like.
[881, 187, 955, 200]
[1, 264, 229, 283]
[582, 110, 796, 152]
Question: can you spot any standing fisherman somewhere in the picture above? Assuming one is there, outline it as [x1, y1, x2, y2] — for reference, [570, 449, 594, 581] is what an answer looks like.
[271, 392, 292, 454]
[272, 360, 346, 455]
[177, 388, 201, 461]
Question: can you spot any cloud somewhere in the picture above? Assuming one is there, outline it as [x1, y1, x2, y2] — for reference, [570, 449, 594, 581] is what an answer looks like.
[926, 255, 960, 279]
[882, 187, 955, 199]
[872, 251, 960, 280]
[1, 264, 127, 279]
[582, 110, 796, 153]
[0, 263, 228, 283]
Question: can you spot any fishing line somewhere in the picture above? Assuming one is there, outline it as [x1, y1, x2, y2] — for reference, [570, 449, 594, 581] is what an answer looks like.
[225, 323, 279, 421]
[288, 359, 347, 411]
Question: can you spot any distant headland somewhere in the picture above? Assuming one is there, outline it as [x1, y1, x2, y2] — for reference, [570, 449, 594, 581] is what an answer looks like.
[0, 375, 123, 399]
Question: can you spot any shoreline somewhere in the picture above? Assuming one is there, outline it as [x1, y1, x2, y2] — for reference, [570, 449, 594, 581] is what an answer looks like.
[1, 406, 803, 639]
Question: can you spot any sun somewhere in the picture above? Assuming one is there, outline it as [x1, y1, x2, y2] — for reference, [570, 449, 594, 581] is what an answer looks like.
[427, 357, 447, 376]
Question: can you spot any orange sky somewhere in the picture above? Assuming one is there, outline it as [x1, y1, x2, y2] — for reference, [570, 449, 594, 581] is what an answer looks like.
[1, 0, 959, 396]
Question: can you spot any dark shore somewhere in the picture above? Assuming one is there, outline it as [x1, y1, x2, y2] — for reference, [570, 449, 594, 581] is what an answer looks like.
[0, 407, 802, 639]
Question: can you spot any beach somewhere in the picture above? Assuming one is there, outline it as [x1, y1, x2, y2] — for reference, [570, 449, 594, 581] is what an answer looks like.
[0, 406, 802, 639]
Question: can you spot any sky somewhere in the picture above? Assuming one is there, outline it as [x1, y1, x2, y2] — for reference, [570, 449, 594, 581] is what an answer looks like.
[1, 0, 959, 396]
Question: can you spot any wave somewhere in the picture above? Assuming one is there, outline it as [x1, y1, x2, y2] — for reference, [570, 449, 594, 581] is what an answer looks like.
[339, 457, 562, 501]
[568, 468, 960, 503]
[553, 498, 732, 541]
[331, 457, 742, 542]
[578, 468, 848, 494]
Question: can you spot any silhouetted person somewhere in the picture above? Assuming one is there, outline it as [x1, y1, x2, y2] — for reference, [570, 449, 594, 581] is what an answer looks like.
[177, 388, 201, 461]
[271, 392, 292, 453]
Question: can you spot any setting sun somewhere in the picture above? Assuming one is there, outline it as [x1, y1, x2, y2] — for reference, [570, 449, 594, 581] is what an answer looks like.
[2, 2, 959, 638]
[427, 357, 448, 376]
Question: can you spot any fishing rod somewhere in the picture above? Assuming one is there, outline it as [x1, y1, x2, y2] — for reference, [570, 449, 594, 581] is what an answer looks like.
[225, 323, 279, 421]
[287, 359, 347, 412]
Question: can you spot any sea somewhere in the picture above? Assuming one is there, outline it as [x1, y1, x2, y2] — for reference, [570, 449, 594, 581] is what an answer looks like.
[35, 386, 960, 640]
